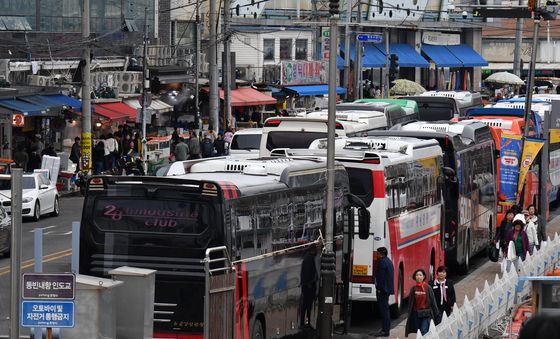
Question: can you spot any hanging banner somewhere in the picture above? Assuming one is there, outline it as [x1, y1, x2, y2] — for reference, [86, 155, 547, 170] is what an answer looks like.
[500, 134, 522, 203]
[517, 137, 545, 199]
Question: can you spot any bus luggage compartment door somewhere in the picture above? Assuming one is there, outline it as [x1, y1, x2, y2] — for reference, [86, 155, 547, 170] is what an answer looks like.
[204, 246, 236, 339]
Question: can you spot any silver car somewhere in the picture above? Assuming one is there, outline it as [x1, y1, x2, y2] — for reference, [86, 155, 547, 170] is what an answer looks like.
[0, 206, 11, 257]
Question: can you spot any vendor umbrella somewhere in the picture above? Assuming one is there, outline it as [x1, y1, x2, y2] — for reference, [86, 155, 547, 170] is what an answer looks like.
[389, 79, 426, 95]
[484, 71, 524, 86]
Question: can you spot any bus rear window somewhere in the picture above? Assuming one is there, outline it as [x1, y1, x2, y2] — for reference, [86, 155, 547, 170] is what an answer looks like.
[266, 131, 329, 150]
[231, 134, 261, 150]
[93, 198, 211, 234]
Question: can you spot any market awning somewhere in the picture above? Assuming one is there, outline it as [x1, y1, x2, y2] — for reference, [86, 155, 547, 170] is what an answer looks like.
[340, 44, 386, 68]
[377, 43, 430, 68]
[124, 99, 173, 114]
[93, 102, 136, 122]
[284, 84, 347, 96]
[0, 98, 49, 116]
[44, 94, 84, 112]
[207, 88, 277, 106]
[19, 95, 64, 113]
[421, 44, 463, 68]
[446, 44, 488, 67]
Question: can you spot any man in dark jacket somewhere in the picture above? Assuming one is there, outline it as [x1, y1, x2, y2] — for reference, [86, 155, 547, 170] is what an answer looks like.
[300, 244, 318, 328]
[375, 247, 394, 337]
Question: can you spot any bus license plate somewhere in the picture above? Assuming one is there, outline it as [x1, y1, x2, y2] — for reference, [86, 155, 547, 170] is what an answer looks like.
[352, 265, 368, 275]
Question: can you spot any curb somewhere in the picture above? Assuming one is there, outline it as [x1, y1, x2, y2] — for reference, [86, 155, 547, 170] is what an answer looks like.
[59, 190, 82, 198]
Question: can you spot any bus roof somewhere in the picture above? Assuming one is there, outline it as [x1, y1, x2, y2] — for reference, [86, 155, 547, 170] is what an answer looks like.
[165, 157, 348, 192]
[267, 112, 388, 133]
[351, 99, 419, 114]
[395, 120, 489, 140]
[420, 91, 481, 107]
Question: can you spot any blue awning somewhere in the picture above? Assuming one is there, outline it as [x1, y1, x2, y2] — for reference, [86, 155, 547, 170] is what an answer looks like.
[446, 44, 488, 67]
[340, 44, 386, 68]
[285, 85, 347, 96]
[0, 99, 49, 116]
[376, 43, 430, 68]
[44, 94, 84, 112]
[421, 44, 463, 68]
[19, 95, 63, 114]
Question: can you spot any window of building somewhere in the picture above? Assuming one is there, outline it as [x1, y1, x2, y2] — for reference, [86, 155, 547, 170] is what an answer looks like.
[263, 39, 274, 61]
[280, 39, 292, 60]
[295, 39, 307, 60]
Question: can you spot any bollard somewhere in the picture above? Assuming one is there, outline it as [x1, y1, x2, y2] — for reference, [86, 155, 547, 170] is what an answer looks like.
[109, 266, 156, 339]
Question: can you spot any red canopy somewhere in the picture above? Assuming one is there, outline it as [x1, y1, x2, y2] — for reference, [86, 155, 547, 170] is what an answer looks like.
[93, 104, 129, 122]
[203, 88, 277, 106]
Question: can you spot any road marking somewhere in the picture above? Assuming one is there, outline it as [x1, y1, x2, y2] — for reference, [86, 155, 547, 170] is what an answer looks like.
[0, 249, 72, 276]
[61, 231, 72, 235]
[28, 225, 57, 233]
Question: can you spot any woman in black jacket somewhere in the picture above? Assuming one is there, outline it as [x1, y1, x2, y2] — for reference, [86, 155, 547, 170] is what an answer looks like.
[429, 266, 456, 323]
[405, 269, 439, 336]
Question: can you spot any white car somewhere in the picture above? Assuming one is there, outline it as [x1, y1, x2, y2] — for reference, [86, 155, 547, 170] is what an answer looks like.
[229, 128, 262, 159]
[0, 173, 60, 221]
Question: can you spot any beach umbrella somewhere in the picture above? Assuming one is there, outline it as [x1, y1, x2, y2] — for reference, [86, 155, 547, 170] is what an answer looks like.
[389, 79, 426, 95]
[485, 71, 524, 86]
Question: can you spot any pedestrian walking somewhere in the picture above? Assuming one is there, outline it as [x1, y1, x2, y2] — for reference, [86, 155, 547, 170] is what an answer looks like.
[505, 219, 530, 272]
[188, 129, 201, 160]
[299, 244, 318, 328]
[496, 209, 515, 255]
[201, 137, 214, 158]
[405, 269, 439, 336]
[518, 211, 538, 253]
[13, 144, 29, 170]
[70, 137, 81, 172]
[204, 127, 217, 143]
[174, 138, 189, 161]
[104, 133, 118, 170]
[93, 140, 106, 175]
[214, 132, 226, 156]
[429, 266, 456, 323]
[374, 247, 394, 338]
[527, 204, 545, 249]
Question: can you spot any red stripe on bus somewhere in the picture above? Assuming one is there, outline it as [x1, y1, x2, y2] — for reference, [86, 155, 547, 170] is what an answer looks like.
[235, 263, 242, 339]
[372, 171, 385, 198]
[152, 332, 202, 339]
[242, 262, 249, 339]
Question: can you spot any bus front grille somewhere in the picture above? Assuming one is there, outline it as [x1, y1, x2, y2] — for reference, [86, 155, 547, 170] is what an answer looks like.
[87, 253, 206, 277]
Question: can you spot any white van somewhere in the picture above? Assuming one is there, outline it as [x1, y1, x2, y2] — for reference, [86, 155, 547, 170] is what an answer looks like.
[229, 128, 262, 159]
[259, 111, 387, 157]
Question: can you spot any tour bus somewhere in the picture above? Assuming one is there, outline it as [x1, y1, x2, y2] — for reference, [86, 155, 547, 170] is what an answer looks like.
[405, 95, 458, 121]
[462, 108, 556, 217]
[419, 90, 483, 116]
[259, 112, 387, 157]
[275, 136, 445, 317]
[351, 98, 420, 116]
[79, 157, 369, 338]
[369, 120, 497, 273]
[492, 97, 551, 121]
[331, 101, 419, 127]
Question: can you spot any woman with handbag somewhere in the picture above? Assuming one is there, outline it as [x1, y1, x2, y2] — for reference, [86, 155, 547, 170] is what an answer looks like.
[405, 269, 440, 336]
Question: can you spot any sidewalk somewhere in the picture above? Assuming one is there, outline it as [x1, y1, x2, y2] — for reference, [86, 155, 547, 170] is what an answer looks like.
[338, 213, 560, 339]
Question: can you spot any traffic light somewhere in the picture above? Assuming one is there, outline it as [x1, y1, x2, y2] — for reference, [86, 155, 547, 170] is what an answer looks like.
[389, 54, 399, 83]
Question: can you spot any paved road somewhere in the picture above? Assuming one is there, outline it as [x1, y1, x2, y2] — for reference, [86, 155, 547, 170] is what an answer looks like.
[0, 196, 83, 337]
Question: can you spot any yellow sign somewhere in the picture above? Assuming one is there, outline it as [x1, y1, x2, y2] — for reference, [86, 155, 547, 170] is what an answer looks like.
[81, 132, 92, 172]
[551, 128, 560, 144]
[517, 138, 545, 199]
[352, 265, 369, 276]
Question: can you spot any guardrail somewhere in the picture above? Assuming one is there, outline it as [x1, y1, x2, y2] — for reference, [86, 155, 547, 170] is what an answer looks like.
[418, 232, 560, 339]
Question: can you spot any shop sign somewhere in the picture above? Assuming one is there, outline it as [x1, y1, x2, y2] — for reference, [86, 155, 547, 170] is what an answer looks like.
[422, 32, 461, 46]
[322, 27, 330, 60]
[281, 61, 327, 86]
[12, 113, 24, 127]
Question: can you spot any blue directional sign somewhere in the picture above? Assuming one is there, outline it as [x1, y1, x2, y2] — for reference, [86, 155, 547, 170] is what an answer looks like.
[357, 34, 383, 43]
[21, 300, 75, 328]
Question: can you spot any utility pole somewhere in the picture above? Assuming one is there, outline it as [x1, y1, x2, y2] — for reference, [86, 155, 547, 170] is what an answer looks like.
[141, 7, 150, 169]
[319, 0, 338, 337]
[9, 168, 22, 339]
[223, 0, 232, 130]
[81, 0, 92, 173]
[353, 2, 362, 100]
[523, 11, 540, 137]
[512, 0, 524, 76]
[539, 109, 549, 241]
[195, 0, 201, 133]
[384, 28, 389, 98]
[343, 0, 352, 100]
[209, 0, 219, 132]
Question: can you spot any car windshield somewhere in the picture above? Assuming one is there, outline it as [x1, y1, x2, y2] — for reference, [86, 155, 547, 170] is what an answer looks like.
[231, 134, 261, 150]
[0, 177, 35, 190]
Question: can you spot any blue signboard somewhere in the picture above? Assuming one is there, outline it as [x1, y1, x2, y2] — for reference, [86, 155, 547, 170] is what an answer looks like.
[357, 34, 383, 43]
[21, 300, 75, 328]
[500, 134, 523, 203]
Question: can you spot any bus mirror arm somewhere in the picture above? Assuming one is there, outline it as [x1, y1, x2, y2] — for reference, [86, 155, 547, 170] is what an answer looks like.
[442, 167, 457, 183]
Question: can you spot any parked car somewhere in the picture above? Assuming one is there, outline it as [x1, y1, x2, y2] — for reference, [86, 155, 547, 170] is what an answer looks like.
[0, 173, 59, 221]
[0, 206, 10, 257]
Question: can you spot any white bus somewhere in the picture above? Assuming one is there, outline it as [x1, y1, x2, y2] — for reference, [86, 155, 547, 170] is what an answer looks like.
[420, 90, 483, 117]
[278, 136, 445, 317]
[259, 112, 387, 157]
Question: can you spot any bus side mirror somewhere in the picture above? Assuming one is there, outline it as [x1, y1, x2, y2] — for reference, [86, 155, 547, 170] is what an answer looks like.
[442, 166, 457, 183]
[358, 207, 370, 240]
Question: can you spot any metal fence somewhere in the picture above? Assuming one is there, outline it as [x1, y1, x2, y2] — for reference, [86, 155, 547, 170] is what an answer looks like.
[418, 232, 560, 339]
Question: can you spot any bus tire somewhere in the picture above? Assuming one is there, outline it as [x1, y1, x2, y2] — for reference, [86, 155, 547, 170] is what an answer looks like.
[389, 267, 403, 319]
[459, 232, 471, 275]
[252, 319, 264, 339]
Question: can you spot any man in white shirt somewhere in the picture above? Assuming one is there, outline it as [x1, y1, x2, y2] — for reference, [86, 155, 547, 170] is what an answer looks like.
[104, 133, 119, 170]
